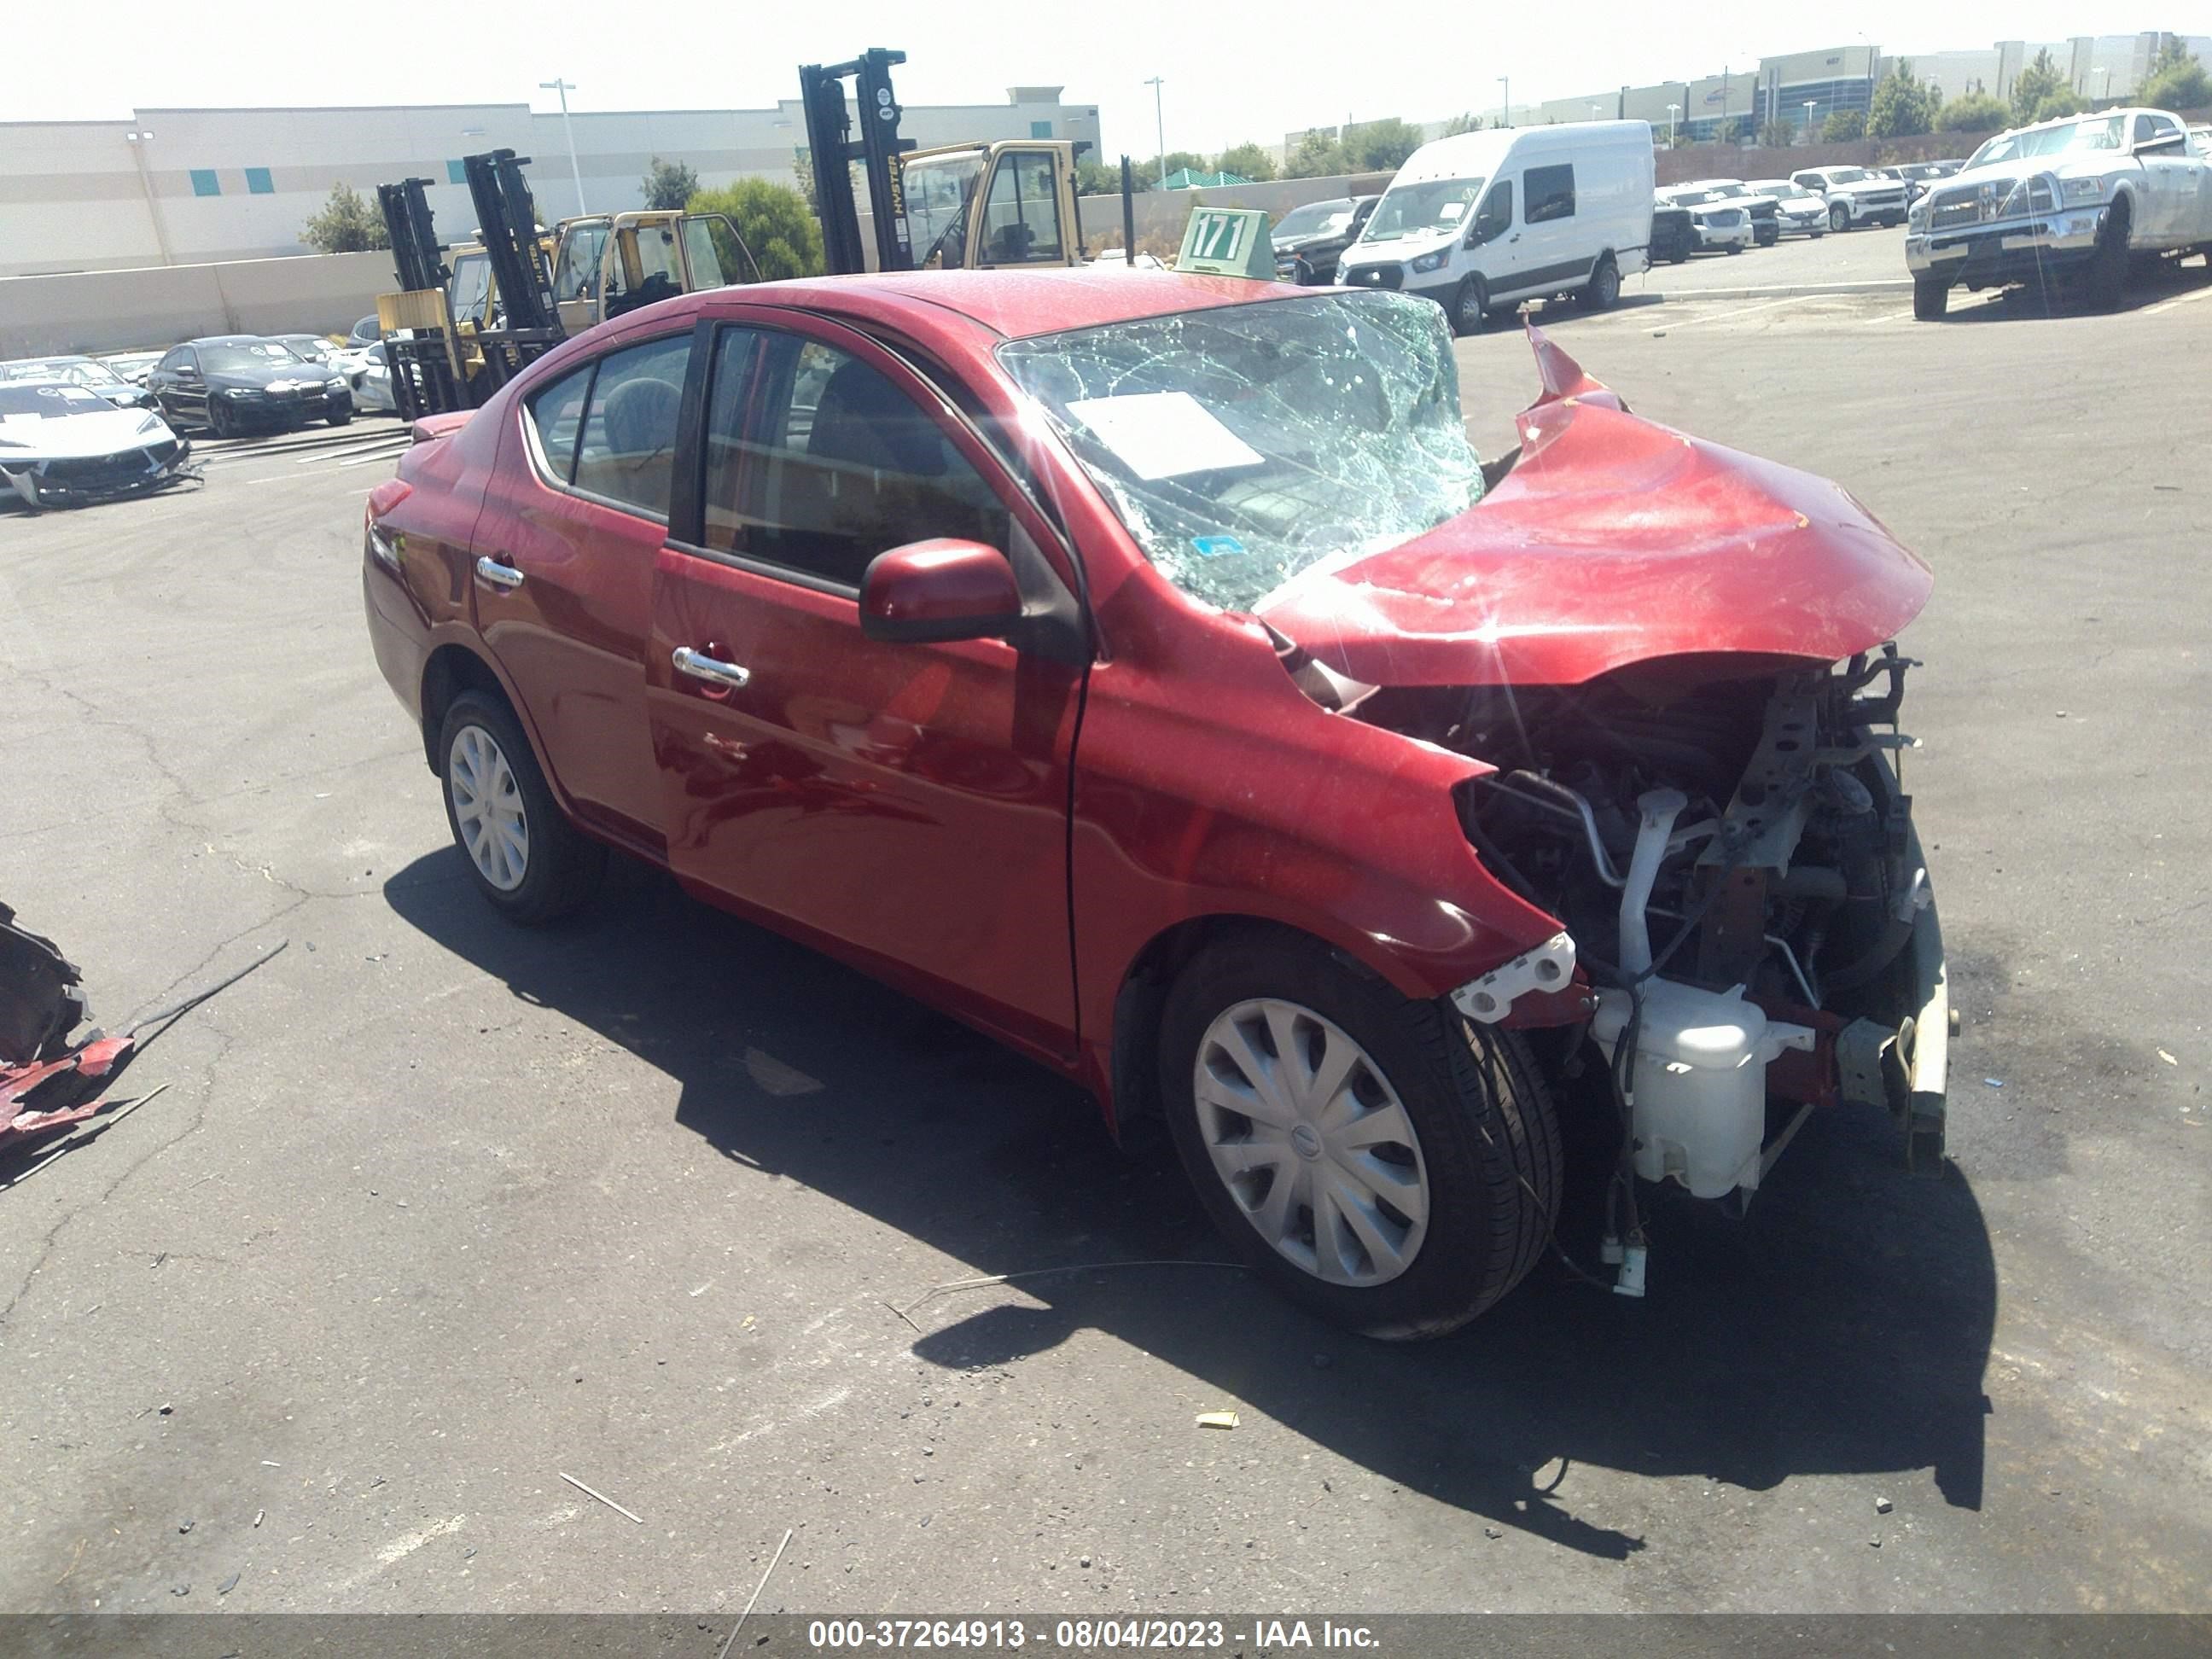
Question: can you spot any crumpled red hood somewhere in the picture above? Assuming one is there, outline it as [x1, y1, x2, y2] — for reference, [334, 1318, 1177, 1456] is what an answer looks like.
[1256, 326, 1933, 688]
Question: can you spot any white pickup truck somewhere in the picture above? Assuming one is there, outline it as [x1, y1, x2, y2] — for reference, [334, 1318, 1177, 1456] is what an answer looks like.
[1906, 107, 2212, 318]
[1790, 166, 1910, 231]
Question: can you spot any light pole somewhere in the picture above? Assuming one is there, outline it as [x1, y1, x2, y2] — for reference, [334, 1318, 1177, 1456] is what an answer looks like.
[540, 78, 587, 217]
[1666, 102, 1679, 146]
[1498, 76, 1510, 128]
[1803, 100, 1818, 143]
[1144, 77, 1166, 188]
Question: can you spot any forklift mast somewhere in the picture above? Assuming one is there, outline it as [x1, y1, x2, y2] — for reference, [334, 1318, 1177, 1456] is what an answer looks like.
[800, 48, 917, 276]
[461, 149, 561, 337]
[378, 178, 448, 295]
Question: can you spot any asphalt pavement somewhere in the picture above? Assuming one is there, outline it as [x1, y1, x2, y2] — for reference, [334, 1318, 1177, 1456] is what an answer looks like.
[1, 276, 2209, 1618]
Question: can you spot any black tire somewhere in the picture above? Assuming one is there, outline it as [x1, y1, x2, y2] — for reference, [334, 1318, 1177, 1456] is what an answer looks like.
[1809, 228, 1826, 239]
[325, 405, 353, 427]
[1912, 276, 1950, 320]
[2087, 201, 2130, 311]
[1158, 932, 1561, 1341]
[436, 690, 604, 925]
[1449, 274, 1487, 336]
[1580, 253, 1621, 311]
[1830, 201, 1850, 233]
[1726, 243, 1743, 254]
[207, 399, 235, 439]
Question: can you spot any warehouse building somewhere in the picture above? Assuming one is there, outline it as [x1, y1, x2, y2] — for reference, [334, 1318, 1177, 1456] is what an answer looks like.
[0, 88, 1098, 277]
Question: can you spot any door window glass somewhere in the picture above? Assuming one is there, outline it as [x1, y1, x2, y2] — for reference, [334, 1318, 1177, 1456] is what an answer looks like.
[525, 361, 595, 484]
[1525, 164, 1577, 224]
[699, 329, 1009, 588]
[552, 223, 609, 306]
[570, 334, 692, 518]
[608, 223, 685, 317]
[979, 153, 1065, 265]
[1473, 181, 1512, 242]
[681, 218, 725, 289]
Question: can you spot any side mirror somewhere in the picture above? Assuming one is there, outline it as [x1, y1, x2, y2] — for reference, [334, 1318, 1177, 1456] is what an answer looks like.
[859, 539, 1023, 646]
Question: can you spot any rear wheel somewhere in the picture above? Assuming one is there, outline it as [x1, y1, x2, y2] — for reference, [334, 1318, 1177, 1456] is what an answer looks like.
[1449, 275, 1488, 336]
[1830, 201, 1851, 233]
[437, 690, 604, 925]
[1580, 253, 1621, 311]
[1159, 932, 1560, 1341]
[1912, 276, 1950, 320]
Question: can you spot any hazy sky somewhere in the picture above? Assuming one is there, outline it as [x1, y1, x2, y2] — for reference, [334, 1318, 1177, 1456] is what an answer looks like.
[3, 2, 2176, 152]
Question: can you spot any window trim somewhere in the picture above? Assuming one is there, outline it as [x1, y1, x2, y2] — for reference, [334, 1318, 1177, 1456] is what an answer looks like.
[519, 329, 693, 524]
[665, 308, 1071, 611]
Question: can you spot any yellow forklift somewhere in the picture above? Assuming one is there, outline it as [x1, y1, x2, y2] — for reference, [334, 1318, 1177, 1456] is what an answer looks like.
[801, 49, 1088, 275]
[375, 155, 750, 419]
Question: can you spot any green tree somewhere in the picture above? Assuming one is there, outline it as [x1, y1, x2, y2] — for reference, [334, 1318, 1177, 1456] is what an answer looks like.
[1869, 61, 1935, 138]
[2033, 89, 2086, 121]
[640, 155, 699, 210]
[1758, 117, 1798, 147]
[1442, 112, 1480, 137]
[2139, 41, 2210, 112]
[1075, 157, 1146, 196]
[685, 179, 823, 282]
[1213, 141, 1278, 182]
[1347, 116, 1425, 171]
[1821, 108, 1868, 142]
[1936, 91, 2011, 132]
[2011, 48, 2069, 124]
[1284, 131, 1350, 178]
[1154, 149, 1209, 184]
[301, 182, 389, 253]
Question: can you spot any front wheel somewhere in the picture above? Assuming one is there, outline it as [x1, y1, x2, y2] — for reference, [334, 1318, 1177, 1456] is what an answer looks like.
[1830, 202, 1851, 233]
[325, 405, 353, 427]
[2087, 201, 2131, 311]
[1449, 275, 1487, 337]
[206, 399, 235, 439]
[1912, 276, 1950, 320]
[1159, 933, 1561, 1341]
[438, 690, 605, 925]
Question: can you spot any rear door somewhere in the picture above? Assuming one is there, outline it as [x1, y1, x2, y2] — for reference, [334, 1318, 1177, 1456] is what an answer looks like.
[647, 307, 1085, 1060]
[471, 328, 694, 852]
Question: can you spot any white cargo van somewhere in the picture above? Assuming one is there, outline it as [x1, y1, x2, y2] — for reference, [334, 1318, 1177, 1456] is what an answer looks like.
[1335, 122, 1655, 335]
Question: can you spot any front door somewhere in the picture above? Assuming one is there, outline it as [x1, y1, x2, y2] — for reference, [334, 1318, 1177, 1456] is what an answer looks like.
[152, 346, 206, 427]
[1468, 179, 1519, 294]
[647, 310, 1085, 1060]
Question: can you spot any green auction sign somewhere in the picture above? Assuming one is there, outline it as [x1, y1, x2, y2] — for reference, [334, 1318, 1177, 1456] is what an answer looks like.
[1177, 207, 1276, 278]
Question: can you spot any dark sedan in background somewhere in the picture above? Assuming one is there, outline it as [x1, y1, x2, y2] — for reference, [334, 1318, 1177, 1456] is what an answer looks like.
[147, 336, 353, 437]
[1272, 195, 1380, 285]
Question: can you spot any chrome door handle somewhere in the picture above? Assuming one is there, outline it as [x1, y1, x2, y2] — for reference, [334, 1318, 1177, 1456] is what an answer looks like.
[474, 556, 524, 591]
[672, 646, 751, 690]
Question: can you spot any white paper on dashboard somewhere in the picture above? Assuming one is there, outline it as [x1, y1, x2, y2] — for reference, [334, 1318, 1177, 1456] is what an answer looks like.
[1063, 391, 1265, 480]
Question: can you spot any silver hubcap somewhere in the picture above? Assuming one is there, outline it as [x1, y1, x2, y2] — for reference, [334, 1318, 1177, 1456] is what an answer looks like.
[1194, 998, 1429, 1286]
[448, 724, 529, 892]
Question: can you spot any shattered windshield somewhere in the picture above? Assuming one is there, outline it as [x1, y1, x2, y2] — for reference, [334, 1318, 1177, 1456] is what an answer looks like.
[1360, 177, 1483, 242]
[998, 292, 1484, 614]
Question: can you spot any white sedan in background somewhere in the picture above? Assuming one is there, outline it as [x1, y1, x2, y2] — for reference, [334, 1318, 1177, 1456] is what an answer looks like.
[338, 341, 396, 413]
[1744, 179, 1831, 236]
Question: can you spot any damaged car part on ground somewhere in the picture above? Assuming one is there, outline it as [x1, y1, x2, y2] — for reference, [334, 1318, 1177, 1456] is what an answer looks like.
[361, 271, 1944, 1341]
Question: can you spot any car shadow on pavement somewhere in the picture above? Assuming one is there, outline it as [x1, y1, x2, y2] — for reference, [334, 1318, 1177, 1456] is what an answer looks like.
[386, 850, 1994, 1563]
[1937, 253, 2212, 323]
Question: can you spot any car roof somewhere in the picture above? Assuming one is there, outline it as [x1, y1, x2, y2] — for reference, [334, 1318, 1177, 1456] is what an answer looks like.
[711, 269, 1291, 341]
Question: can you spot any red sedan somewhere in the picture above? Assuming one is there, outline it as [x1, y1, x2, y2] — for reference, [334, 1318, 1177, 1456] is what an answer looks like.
[364, 271, 1947, 1338]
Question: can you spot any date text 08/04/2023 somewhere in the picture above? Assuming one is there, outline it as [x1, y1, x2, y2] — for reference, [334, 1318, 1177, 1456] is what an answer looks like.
[806, 1619, 1383, 1650]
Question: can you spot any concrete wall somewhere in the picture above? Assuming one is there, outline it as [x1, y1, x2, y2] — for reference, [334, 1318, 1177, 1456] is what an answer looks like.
[0, 251, 392, 358]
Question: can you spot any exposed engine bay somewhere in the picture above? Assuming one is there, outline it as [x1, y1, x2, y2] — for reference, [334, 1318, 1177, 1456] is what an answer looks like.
[1352, 645, 1946, 1284]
